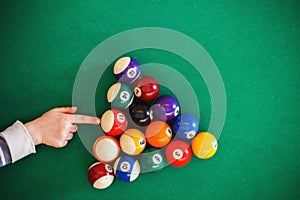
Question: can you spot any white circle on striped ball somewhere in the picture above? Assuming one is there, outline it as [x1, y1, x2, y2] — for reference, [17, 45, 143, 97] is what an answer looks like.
[152, 154, 163, 165]
[120, 161, 131, 172]
[116, 113, 125, 123]
[105, 164, 113, 173]
[127, 68, 137, 79]
[120, 91, 130, 102]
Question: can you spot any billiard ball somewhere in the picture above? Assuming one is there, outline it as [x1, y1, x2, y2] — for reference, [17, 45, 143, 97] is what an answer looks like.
[100, 109, 127, 136]
[172, 114, 199, 141]
[191, 132, 218, 159]
[107, 83, 134, 109]
[150, 95, 180, 121]
[145, 121, 172, 148]
[87, 162, 114, 189]
[165, 140, 192, 167]
[133, 76, 160, 101]
[129, 102, 151, 126]
[113, 57, 141, 83]
[114, 155, 140, 182]
[93, 135, 120, 163]
[138, 148, 165, 173]
[119, 129, 146, 156]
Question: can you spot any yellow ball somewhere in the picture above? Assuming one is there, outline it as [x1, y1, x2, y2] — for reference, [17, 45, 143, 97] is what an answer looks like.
[120, 129, 146, 155]
[191, 132, 218, 159]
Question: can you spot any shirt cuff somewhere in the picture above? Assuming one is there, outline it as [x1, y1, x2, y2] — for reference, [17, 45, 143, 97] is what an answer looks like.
[0, 121, 36, 163]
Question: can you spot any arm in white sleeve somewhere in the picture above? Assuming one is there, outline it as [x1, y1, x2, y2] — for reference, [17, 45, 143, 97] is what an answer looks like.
[0, 121, 36, 167]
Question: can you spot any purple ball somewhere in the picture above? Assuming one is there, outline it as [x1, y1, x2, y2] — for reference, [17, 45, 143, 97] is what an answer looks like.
[150, 95, 180, 121]
[114, 57, 141, 83]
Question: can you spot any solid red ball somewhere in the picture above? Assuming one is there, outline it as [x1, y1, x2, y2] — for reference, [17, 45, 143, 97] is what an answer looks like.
[165, 140, 192, 167]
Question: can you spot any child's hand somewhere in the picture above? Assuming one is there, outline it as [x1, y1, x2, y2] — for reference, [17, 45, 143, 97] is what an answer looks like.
[25, 107, 100, 148]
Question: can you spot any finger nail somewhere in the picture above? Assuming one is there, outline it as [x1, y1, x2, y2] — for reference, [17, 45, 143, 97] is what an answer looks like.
[96, 118, 100, 124]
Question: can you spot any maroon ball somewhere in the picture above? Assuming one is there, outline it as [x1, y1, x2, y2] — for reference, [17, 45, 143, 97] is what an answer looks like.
[134, 76, 160, 101]
[87, 162, 114, 189]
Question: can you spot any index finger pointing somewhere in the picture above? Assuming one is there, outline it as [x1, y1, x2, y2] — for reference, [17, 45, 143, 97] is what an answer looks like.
[70, 114, 100, 124]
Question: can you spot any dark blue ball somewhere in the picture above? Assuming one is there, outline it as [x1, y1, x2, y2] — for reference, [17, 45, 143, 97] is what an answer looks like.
[173, 114, 199, 140]
[114, 155, 140, 182]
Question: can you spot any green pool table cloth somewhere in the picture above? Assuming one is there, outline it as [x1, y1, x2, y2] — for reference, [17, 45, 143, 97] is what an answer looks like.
[0, 0, 299, 199]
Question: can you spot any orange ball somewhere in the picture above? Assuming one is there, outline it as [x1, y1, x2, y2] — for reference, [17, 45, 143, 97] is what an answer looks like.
[145, 121, 172, 148]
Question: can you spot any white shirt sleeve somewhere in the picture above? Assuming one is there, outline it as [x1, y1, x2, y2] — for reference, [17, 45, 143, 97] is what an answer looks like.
[0, 121, 36, 163]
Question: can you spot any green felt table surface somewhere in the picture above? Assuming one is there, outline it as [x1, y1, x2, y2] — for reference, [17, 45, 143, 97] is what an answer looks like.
[0, 0, 299, 199]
